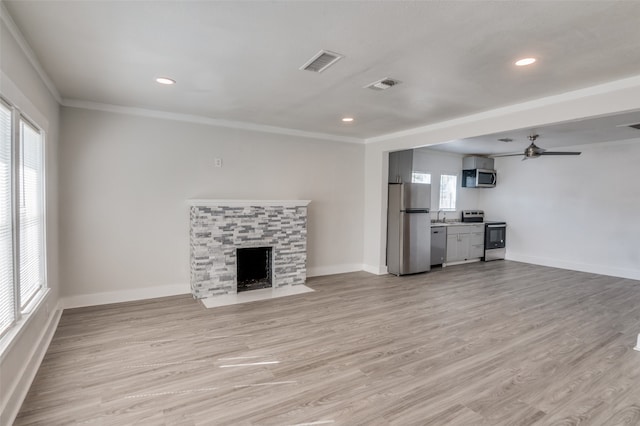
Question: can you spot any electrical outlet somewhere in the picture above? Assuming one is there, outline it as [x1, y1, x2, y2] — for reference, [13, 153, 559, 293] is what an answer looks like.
[214, 158, 223, 168]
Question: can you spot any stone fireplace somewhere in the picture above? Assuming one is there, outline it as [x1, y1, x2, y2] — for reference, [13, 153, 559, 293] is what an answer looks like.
[189, 200, 310, 299]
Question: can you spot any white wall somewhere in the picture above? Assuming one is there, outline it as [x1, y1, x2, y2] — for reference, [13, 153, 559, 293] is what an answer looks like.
[0, 13, 61, 426]
[59, 107, 364, 305]
[479, 138, 640, 280]
[412, 148, 479, 221]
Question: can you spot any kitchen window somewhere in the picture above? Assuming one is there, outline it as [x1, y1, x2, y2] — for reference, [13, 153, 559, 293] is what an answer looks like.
[439, 173, 457, 211]
[411, 172, 431, 184]
[0, 97, 46, 339]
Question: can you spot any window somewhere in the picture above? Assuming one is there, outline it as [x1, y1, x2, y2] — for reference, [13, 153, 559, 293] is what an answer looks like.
[439, 174, 457, 211]
[0, 101, 13, 335]
[19, 119, 45, 308]
[0, 97, 46, 338]
[411, 172, 431, 184]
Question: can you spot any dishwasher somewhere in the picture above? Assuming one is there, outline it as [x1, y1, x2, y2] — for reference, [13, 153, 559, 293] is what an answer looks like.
[431, 226, 447, 266]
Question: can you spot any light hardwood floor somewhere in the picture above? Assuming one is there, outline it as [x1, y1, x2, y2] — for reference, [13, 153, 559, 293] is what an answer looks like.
[15, 261, 640, 425]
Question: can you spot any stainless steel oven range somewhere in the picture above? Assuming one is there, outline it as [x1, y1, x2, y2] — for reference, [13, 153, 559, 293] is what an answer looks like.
[483, 221, 506, 261]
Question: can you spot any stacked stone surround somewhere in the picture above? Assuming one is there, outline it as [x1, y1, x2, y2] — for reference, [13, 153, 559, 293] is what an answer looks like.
[189, 200, 310, 299]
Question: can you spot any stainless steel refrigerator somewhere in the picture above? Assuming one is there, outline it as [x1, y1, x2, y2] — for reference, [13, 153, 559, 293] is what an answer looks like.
[387, 182, 431, 276]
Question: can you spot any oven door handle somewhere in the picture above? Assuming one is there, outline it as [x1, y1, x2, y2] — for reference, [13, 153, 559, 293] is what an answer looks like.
[487, 224, 507, 228]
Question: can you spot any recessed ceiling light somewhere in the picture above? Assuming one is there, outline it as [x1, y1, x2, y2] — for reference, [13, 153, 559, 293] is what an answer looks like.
[155, 77, 176, 85]
[515, 57, 536, 67]
[342, 117, 354, 122]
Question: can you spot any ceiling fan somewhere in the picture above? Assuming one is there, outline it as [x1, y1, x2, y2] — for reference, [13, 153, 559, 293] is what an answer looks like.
[494, 134, 581, 160]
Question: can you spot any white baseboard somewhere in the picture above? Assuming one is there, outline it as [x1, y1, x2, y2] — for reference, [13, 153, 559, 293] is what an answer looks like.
[362, 264, 388, 275]
[2, 303, 62, 426]
[60, 283, 191, 309]
[306, 263, 364, 278]
[506, 253, 640, 281]
[60, 263, 391, 310]
[61, 265, 382, 310]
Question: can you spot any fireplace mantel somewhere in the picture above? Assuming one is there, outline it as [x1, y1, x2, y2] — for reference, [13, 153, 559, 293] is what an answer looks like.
[188, 199, 311, 208]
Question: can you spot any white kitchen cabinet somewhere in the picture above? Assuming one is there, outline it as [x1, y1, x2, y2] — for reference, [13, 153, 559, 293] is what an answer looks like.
[446, 224, 485, 262]
[462, 156, 495, 170]
[469, 226, 485, 258]
[446, 232, 468, 261]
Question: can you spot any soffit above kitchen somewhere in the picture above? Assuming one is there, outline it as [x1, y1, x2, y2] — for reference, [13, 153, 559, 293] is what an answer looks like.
[3, 1, 640, 140]
[426, 109, 640, 156]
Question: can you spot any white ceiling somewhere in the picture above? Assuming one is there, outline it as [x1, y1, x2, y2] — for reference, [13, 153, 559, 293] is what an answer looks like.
[4, 1, 640, 141]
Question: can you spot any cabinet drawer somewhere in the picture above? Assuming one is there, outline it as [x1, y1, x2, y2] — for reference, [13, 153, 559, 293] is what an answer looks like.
[448, 224, 484, 234]
[469, 224, 484, 233]
[447, 225, 470, 235]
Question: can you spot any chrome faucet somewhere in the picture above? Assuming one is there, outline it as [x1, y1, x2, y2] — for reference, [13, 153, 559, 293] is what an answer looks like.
[437, 210, 445, 223]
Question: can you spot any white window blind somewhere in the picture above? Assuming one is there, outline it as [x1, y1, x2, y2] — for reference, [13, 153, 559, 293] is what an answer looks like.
[439, 174, 457, 211]
[18, 119, 44, 309]
[411, 172, 431, 184]
[0, 102, 14, 335]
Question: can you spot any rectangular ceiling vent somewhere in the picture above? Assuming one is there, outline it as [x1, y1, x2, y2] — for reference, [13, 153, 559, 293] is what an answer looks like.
[365, 78, 402, 91]
[628, 123, 640, 130]
[300, 50, 344, 73]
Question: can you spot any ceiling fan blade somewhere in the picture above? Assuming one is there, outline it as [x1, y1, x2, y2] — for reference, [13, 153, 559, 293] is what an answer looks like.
[492, 153, 524, 157]
[493, 135, 581, 161]
[539, 151, 581, 156]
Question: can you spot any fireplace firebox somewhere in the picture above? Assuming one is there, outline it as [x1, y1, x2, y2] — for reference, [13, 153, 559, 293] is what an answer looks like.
[236, 247, 273, 292]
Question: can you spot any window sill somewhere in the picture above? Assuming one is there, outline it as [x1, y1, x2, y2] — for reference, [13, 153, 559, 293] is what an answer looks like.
[0, 287, 51, 361]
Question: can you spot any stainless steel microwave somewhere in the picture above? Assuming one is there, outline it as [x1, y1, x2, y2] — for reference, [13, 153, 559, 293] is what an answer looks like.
[462, 169, 496, 188]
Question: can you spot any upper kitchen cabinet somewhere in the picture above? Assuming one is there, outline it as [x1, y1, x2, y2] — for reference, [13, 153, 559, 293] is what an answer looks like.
[388, 150, 414, 183]
[462, 156, 495, 170]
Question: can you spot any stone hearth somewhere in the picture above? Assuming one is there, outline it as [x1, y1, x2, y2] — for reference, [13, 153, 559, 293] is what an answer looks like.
[189, 200, 310, 299]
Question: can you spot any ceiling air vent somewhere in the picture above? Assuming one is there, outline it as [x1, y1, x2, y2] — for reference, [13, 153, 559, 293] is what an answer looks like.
[365, 77, 401, 91]
[628, 123, 640, 130]
[300, 50, 344, 73]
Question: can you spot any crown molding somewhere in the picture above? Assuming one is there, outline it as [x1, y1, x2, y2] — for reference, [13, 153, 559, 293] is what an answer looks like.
[61, 98, 365, 145]
[0, 2, 62, 104]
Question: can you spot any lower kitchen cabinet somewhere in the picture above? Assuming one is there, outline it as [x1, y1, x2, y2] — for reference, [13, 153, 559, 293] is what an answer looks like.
[446, 224, 485, 262]
[446, 232, 466, 262]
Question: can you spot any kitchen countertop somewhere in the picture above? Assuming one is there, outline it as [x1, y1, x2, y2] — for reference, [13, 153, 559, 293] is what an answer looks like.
[430, 222, 483, 227]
